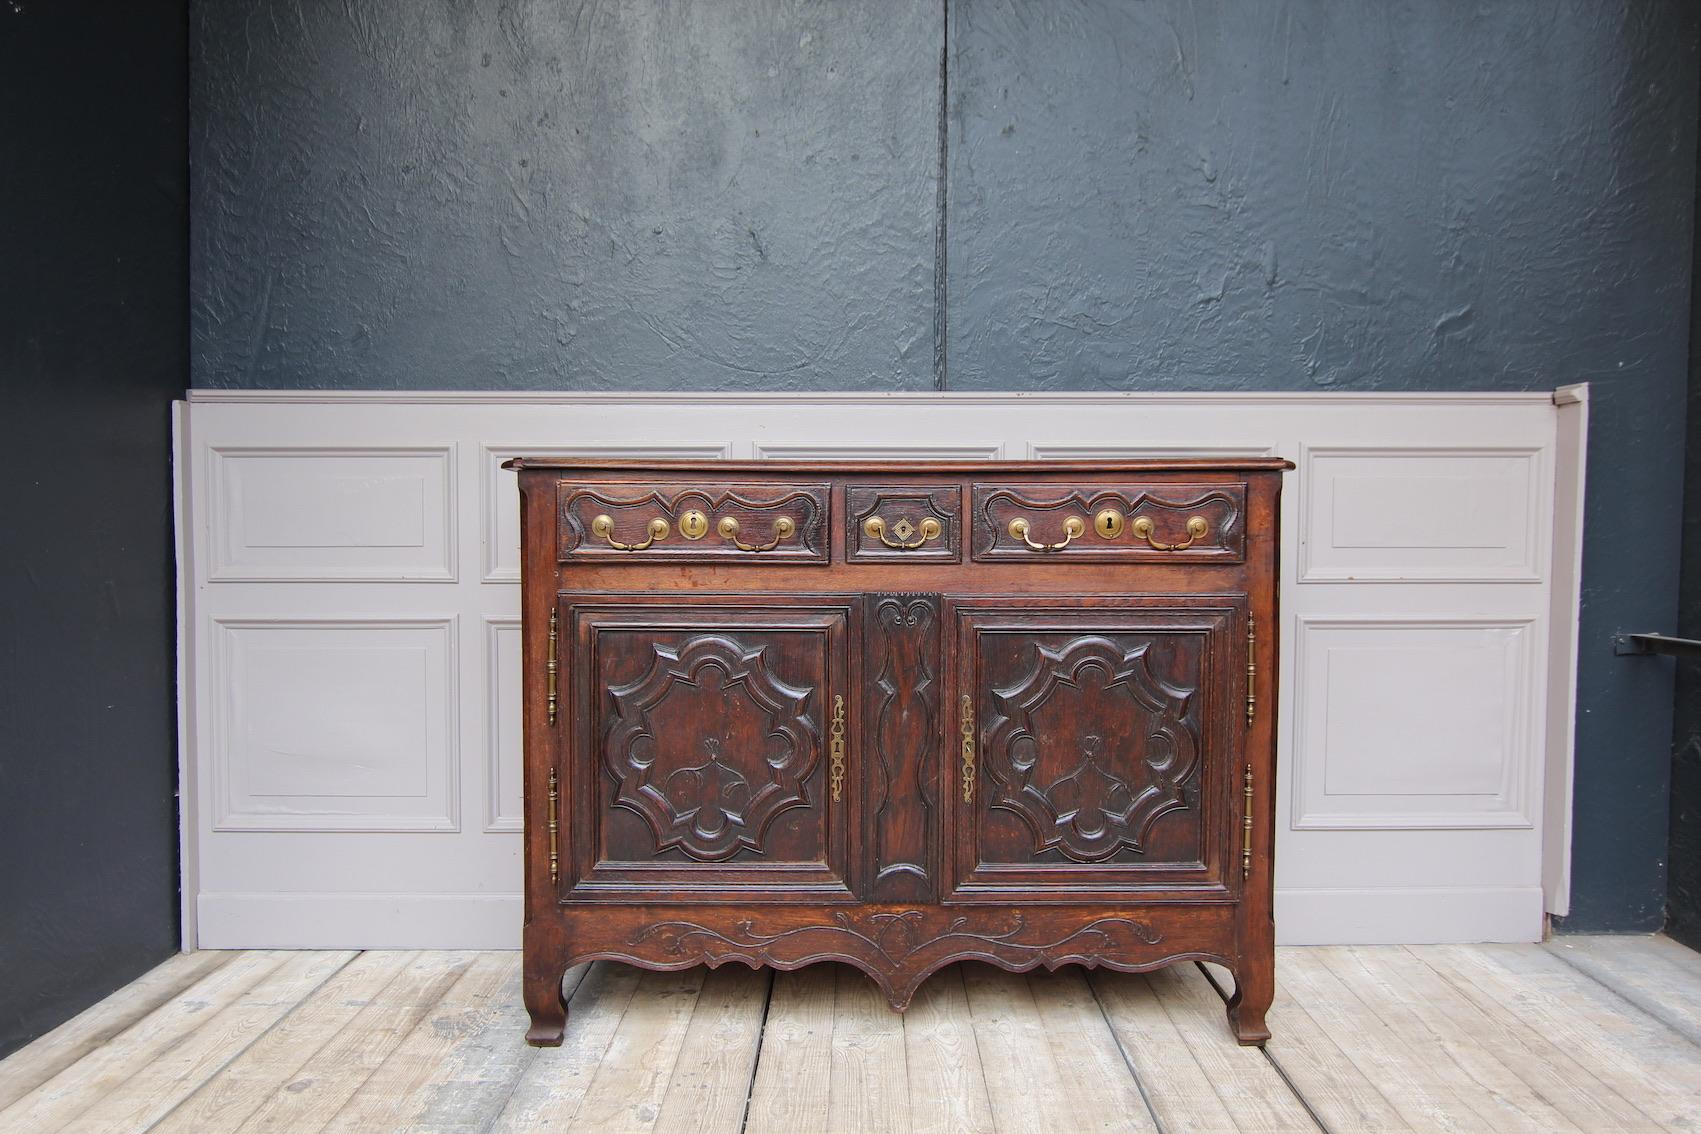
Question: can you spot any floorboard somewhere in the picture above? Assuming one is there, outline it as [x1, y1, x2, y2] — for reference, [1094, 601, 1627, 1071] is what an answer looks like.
[491, 962, 643, 1132]
[2, 938, 1698, 1134]
[147, 951, 407, 1134]
[0, 951, 298, 1131]
[1544, 934, 1701, 1047]
[741, 964, 834, 1134]
[901, 966, 995, 1134]
[0, 950, 235, 1113]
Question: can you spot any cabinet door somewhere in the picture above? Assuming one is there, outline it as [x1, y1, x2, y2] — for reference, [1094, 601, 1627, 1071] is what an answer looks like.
[561, 594, 855, 901]
[947, 596, 1245, 901]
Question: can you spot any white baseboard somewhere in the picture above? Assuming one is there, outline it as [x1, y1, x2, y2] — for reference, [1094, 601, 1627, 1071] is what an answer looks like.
[1275, 886, 1545, 945]
[197, 892, 523, 949]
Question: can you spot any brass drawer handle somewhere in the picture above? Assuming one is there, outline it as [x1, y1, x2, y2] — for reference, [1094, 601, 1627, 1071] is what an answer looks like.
[960, 695, 975, 802]
[1008, 515, 1085, 552]
[590, 514, 669, 551]
[717, 515, 796, 552]
[829, 694, 847, 802]
[1131, 514, 1209, 551]
[864, 514, 942, 550]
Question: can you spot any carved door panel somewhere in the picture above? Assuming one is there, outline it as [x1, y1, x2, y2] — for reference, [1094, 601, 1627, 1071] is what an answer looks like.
[561, 594, 855, 901]
[947, 596, 1245, 901]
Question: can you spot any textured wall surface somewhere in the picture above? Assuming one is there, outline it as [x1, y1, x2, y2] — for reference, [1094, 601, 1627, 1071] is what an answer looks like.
[946, 0, 1697, 931]
[190, 0, 1698, 930]
[1670, 138, 1701, 951]
[192, 0, 940, 390]
[0, 2, 185, 1057]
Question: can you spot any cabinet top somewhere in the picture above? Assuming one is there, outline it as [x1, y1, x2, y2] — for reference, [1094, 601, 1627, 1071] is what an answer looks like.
[503, 457, 1295, 474]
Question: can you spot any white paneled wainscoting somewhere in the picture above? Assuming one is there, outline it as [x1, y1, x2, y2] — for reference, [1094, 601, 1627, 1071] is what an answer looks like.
[174, 390, 1586, 949]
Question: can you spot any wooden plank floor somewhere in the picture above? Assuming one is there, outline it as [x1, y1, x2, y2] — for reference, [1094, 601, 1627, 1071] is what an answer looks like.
[4, 938, 1698, 1133]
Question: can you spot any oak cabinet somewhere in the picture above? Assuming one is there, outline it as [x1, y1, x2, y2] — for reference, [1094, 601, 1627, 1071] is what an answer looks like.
[511, 459, 1288, 1047]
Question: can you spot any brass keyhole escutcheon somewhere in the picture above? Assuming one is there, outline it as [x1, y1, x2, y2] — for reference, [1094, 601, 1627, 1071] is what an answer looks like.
[1094, 508, 1125, 539]
[679, 509, 709, 540]
[864, 514, 942, 550]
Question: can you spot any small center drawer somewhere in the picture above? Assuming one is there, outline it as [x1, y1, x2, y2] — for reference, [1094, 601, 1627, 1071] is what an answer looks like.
[558, 480, 829, 564]
[971, 482, 1247, 562]
[846, 484, 962, 562]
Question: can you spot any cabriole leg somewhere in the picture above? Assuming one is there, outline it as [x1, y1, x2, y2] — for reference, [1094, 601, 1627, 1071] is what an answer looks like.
[1226, 961, 1273, 1046]
[523, 956, 569, 1047]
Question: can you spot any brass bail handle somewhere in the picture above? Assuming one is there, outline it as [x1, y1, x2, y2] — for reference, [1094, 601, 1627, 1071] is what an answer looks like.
[1131, 514, 1209, 551]
[590, 513, 669, 551]
[1008, 515, 1086, 552]
[718, 514, 796, 552]
[864, 514, 942, 550]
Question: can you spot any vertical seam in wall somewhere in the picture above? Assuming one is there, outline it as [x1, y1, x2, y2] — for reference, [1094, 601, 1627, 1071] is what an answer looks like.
[932, 0, 950, 392]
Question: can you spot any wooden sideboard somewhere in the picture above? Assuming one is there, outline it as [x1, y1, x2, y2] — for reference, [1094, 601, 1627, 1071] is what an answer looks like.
[510, 458, 1289, 1046]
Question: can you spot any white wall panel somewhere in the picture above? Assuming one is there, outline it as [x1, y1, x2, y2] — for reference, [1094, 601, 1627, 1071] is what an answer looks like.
[1292, 618, 1536, 829]
[180, 391, 1576, 948]
[1299, 446, 1543, 583]
[752, 440, 1004, 460]
[1025, 442, 1279, 460]
[210, 617, 458, 831]
[483, 617, 524, 834]
[208, 446, 456, 582]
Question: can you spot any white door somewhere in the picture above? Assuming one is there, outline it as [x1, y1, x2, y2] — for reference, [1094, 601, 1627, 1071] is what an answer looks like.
[177, 391, 1579, 947]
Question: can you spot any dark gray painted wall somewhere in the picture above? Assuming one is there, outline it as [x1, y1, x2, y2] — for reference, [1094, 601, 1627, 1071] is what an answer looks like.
[190, 1, 1698, 930]
[192, 0, 940, 390]
[1669, 121, 1701, 951]
[1, 1, 185, 1057]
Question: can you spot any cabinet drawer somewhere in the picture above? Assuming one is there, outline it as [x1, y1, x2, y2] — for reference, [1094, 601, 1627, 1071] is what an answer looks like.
[971, 482, 1247, 563]
[846, 485, 962, 562]
[558, 480, 829, 564]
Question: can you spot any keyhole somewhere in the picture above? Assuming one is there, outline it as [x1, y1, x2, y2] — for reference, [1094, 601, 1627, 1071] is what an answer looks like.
[1094, 508, 1125, 539]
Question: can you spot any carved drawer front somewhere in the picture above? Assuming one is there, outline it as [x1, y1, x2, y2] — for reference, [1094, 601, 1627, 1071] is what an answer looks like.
[563, 595, 854, 900]
[971, 482, 1247, 562]
[558, 481, 829, 564]
[948, 596, 1244, 901]
[847, 486, 962, 563]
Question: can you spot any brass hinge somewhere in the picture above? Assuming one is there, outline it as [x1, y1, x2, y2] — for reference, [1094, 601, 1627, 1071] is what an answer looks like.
[829, 694, 847, 802]
[548, 767, 560, 886]
[546, 608, 559, 727]
[1242, 764, 1254, 879]
[960, 695, 976, 803]
[1246, 615, 1256, 726]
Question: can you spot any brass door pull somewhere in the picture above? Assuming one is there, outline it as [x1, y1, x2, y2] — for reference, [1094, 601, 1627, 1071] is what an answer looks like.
[590, 514, 669, 551]
[546, 609, 559, 726]
[864, 515, 942, 550]
[1131, 514, 1209, 551]
[960, 695, 976, 802]
[548, 767, 561, 886]
[718, 515, 796, 552]
[1008, 515, 1086, 551]
[1242, 764, 1254, 879]
[829, 694, 847, 802]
